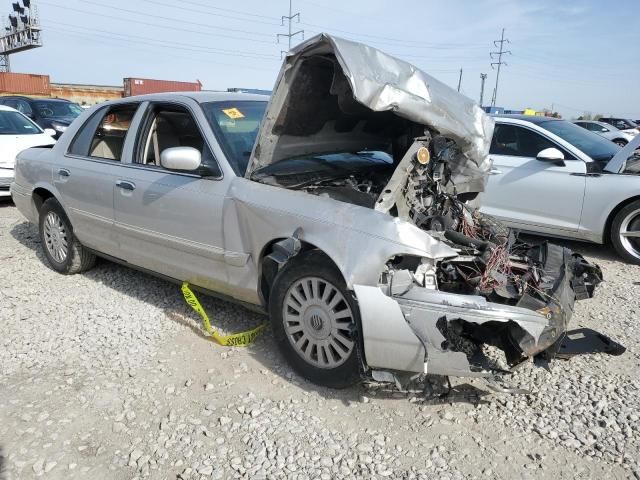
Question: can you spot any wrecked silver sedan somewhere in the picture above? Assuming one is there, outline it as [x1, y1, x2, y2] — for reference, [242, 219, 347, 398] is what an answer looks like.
[11, 34, 602, 388]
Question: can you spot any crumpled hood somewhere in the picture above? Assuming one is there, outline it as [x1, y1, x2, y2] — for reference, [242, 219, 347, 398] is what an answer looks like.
[246, 33, 494, 194]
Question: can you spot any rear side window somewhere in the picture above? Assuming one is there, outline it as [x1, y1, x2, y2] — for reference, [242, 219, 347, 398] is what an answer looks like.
[68, 104, 138, 161]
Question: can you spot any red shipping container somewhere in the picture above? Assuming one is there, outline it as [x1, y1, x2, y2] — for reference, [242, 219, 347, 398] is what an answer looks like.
[123, 77, 202, 97]
[0, 72, 50, 95]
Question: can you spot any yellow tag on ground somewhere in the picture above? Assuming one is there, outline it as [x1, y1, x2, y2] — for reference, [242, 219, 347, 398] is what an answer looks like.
[181, 282, 265, 346]
[221, 107, 245, 119]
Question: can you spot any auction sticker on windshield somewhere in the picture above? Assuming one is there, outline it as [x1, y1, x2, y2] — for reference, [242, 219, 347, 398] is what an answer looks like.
[222, 107, 245, 119]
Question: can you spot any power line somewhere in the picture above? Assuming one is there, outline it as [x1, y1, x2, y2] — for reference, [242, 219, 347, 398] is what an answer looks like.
[40, 0, 277, 44]
[159, 0, 280, 21]
[132, 0, 281, 26]
[490, 27, 511, 107]
[45, 24, 279, 61]
[43, 27, 278, 74]
[277, 0, 304, 55]
[302, 25, 487, 50]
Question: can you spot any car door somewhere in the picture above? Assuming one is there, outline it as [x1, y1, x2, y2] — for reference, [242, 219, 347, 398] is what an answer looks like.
[54, 102, 141, 257]
[112, 100, 232, 294]
[480, 122, 587, 234]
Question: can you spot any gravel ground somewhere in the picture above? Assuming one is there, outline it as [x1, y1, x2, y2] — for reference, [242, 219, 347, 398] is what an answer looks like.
[1, 200, 639, 480]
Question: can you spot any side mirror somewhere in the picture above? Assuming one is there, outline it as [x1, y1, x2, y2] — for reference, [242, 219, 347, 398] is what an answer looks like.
[536, 147, 565, 165]
[160, 146, 201, 172]
[43, 128, 56, 137]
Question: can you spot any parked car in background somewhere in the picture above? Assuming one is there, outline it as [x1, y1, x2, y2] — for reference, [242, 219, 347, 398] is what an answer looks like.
[597, 117, 640, 134]
[9, 34, 603, 389]
[482, 115, 640, 264]
[573, 120, 635, 146]
[0, 105, 56, 198]
[0, 96, 83, 138]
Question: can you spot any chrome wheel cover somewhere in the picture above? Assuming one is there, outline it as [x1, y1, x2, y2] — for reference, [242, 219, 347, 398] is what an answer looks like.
[43, 211, 69, 263]
[283, 277, 355, 369]
[620, 208, 640, 261]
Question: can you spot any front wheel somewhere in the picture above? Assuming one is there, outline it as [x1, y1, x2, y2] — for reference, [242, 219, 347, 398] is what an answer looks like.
[38, 198, 96, 274]
[269, 251, 361, 388]
[610, 200, 640, 265]
[613, 139, 628, 147]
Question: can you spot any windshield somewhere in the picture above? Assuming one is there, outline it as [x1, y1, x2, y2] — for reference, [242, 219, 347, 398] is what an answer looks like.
[201, 100, 267, 175]
[538, 120, 620, 162]
[0, 110, 42, 135]
[34, 101, 83, 119]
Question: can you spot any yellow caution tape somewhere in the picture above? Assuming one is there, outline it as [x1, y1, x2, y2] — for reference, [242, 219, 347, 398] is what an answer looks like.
[181, 282, 265, 347]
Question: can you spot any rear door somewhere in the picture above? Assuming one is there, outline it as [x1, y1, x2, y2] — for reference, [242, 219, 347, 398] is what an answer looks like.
[55, 103, 141, 257]
[112, 100, 232, 293]
[480, 122, 587, 234]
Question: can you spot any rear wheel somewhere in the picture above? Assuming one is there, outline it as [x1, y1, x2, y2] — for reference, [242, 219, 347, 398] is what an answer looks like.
[613, 138, 628, 147]
[269, 251, 361, 388]
[610, 200, 640, 265]
[38, 198, 96, 274]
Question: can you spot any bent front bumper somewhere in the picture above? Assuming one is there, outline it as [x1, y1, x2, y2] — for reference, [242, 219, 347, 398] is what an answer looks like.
[356, 244, 602, 378]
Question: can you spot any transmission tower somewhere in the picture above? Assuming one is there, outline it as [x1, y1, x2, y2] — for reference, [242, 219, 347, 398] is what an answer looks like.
[490, 28, 511, 107]
[479, 73, 487, 106]
[277, 0, 304, 58]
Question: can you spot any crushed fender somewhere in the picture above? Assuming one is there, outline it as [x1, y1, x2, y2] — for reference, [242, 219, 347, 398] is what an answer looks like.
[181, 282, 265, 347]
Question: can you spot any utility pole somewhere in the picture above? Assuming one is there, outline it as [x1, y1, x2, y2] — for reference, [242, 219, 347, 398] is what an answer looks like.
[277, 0, 304, 58]
[479, 73, 487, 106]
[457, 68, 463, 92]
[490, 28, 511, 107]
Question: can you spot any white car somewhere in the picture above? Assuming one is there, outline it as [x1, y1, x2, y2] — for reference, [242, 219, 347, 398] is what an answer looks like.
[0, 105, 56, 197]
[481, 115, 640, 264]
[573, 120, 635, 146]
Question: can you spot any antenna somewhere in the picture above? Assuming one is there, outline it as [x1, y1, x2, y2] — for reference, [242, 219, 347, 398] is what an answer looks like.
[0, 0, 43, 72]
[277, 0, 304, 59]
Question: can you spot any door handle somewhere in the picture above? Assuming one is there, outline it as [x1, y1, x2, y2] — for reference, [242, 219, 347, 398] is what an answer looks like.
[115, 180, 136, 191]
[58, 168, 70, 177]
[489, 168, 502, 175]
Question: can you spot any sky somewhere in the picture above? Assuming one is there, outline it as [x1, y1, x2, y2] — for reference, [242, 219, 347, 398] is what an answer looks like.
[2, 0, 639, 119]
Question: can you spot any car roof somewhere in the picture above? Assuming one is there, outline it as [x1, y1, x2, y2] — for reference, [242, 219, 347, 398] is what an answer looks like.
[2, 95, 71, 103]
[107, 91, 269, 105]
[491, 114, 561, 124]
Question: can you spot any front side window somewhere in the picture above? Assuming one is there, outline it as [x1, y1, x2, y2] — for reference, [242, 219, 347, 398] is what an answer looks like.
[33, 101, 82, 119]
[68, 104, 138, 161]
[201, 101, 268, 175]
[490, 124, 558, 157]
[136, 103, 220, 177]
[0, 109, 41, 135]
[538, 119, 620, 162]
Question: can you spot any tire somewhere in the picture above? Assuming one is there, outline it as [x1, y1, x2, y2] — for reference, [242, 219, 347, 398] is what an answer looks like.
[38, 198, 96, 274]
[610, 199, 640, 265]
[613, 139, 628, 147]
[269, 250, 361, 388]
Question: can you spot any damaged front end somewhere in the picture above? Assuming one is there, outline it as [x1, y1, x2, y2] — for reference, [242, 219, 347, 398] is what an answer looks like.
[247, 33, 605, 380]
